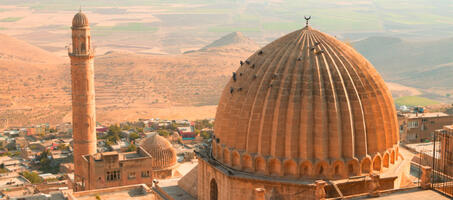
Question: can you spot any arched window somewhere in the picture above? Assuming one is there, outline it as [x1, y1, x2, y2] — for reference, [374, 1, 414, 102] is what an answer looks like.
[81, 42, 86, 52]
[335, 165, 340, 175]
[210, 178, 218, 200]
[348, 163, 354, 175]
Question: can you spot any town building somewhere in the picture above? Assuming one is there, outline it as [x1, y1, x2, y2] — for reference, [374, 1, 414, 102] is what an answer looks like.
[399, 112, 453, 143]
[56, 122, 73, 134]
[177, 126, 195, 140]
[78, 133, 177, 190]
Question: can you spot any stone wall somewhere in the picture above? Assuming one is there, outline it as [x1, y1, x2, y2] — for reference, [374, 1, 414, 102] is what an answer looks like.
[198, 157, 398, 200]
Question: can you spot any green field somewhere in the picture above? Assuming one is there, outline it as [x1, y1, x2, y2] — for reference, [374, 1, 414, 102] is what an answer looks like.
[0, 17, 22, 22]
[395, 96, 440, 106]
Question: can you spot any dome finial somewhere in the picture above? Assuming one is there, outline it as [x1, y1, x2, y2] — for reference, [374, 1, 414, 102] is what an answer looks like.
[304, 16, 311, 27]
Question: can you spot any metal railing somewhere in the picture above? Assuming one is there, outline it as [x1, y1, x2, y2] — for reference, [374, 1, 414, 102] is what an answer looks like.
[430, 131, 453, 197]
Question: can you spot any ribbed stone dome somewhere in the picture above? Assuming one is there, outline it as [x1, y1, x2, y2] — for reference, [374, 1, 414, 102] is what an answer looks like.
[140, 133, 177, 169]
[213, 26, 399, 179]
[72, 11, 89, 27]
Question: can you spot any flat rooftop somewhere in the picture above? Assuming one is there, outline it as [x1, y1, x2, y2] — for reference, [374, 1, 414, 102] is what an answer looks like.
[157, 178, 196, 200]
[122, 152, 146, 160]
[405, 142, 439, 158]
[0, 176, 29, 188]
[352, 188, 450, 199]
[69, 184, 155, 200]
[405, 112, 449, 119]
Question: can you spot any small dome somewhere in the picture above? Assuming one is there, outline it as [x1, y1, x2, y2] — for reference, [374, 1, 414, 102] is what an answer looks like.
[140, 133, 177, 169]
[72, 11, 89, 27]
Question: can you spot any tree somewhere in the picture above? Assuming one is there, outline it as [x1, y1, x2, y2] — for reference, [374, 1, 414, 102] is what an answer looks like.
[200, 131, 212, 139]
[136, 127, 144, 133]
[108, 124, 122, 135]
[126, 144, 137, 152]
[36, 150, 58, 173]
[157, 130, 170, 137]
[129, 132, 140, 141]
[57, 144, 68, 150]
[194, 129, 201, 136]
[104, 124, 122, 144]
[21, 171, 43, 184]
[169, 123, 178, 131]
[121, 124, 131, 131]
[0, 163, 7, 173]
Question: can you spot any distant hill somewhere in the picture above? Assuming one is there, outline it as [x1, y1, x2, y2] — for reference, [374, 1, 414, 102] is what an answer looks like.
[0, 33, 63, 66]
[0, 34, 69, 127]
[191, 32, 259, 53]
[202, 32, 257, 49]
[352, 36, 453, 90]
[0, 32, 257, 126]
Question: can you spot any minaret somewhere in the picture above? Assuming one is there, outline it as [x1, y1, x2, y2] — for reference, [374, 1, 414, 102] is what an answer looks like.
[69, 10, 96, 184]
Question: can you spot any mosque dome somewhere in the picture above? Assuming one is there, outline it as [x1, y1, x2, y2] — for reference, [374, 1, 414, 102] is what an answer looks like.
[140, 133, 177, 169]
[72, 11, 89, 27]
[212, 26, 399, 179]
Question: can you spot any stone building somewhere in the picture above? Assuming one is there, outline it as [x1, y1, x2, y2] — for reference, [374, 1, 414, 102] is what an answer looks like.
[196, 25, 405, 200]
[78, 133, 178, 190]
[399, 112, 453, 143]
[68, 10, 97, 187]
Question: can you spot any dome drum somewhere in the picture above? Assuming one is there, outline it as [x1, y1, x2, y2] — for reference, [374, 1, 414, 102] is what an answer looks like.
[213, 141, 398, 180]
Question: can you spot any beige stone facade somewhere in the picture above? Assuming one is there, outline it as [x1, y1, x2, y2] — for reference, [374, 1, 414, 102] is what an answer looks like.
[78, 133, 178, 191]
[399, 112, 453, 143]
[197, 157, 397, 200]
[69, 11, 97, 184]
[79, 149, 154, 190]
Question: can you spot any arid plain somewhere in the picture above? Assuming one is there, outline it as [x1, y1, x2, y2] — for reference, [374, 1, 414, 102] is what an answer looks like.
[1, 1, 453, 127]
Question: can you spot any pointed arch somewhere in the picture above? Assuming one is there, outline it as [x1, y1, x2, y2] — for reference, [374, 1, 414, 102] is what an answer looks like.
[242, 153, 253, 172]
[383, 152, 390, 168]
[231, 151, 241, 169]
[300, 160, 313, 177]
[315, 161, 329, 177]
[361, 157, 372, 174]
[255, 156, 266, 174]
[390, 150, 395, 164]
[346, 159, 360, 176]
[283, 159, 298, 177]
[332, 160, 345, 178]
[268, 158, 281, 176]
[373, 154, 382, 172]
[223, 148, 231, 166]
